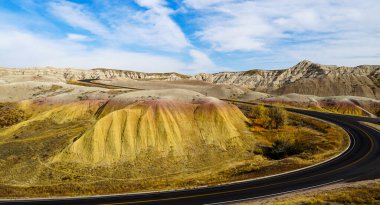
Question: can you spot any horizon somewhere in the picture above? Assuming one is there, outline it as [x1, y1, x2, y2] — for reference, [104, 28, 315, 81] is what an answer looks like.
[1, 59, 379, 74]
[1, 0, 380, 74]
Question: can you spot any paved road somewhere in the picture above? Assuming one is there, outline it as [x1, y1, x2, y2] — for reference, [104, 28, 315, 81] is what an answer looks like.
[2, 83, 380, 205]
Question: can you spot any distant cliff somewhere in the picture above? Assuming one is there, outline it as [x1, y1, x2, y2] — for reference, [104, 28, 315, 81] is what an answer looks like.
[192, 60, 380, 99]
[0, 67, 190, 81]
[1, 60, 379, 99]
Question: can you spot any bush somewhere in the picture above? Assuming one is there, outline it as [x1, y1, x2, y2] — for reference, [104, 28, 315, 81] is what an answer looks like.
[249, 105, 288, 129]
[0, 103, 26, 128]
[267, 107, 288, 129]
[262, 137, 307, 160]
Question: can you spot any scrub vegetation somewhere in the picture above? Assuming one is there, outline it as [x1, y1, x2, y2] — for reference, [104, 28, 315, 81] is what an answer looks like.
[0, 103, 27, 128]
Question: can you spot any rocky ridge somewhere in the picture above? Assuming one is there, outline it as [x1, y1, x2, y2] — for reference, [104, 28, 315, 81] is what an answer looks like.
[0, 67, 190, 82]
[1, 60, 379, 99]
[192, 60, 380, 99]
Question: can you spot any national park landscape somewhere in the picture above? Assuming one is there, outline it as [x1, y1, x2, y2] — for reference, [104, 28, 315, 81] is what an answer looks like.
[1, 1, 380, 205]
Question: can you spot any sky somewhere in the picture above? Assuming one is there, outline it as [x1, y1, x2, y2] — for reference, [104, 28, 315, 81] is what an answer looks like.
[0, 0, 379, 74]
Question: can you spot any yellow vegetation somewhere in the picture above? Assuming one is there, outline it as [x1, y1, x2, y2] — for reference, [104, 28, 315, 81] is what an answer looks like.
[0, 100, 104, 137]
[249, 105, 288, 129]
[54, 99, 250, 164]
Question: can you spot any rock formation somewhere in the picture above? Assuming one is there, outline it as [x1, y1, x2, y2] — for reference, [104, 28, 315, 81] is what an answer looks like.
[0, 67, 190, 82]
[2, 60, 379, 99]
[53, 89, 250, 165]
[192, 60, 380, 99]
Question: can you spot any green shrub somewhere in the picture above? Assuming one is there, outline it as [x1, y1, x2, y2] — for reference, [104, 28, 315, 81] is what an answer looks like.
[262, 137, 308, 160]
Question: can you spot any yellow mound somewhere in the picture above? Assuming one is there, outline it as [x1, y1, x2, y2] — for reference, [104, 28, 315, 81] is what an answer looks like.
[0, 100, 104, 137]
[53, 99, 250, 165]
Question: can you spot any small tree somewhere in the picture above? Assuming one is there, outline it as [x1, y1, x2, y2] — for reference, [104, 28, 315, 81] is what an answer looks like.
[267, 107, 288, 129]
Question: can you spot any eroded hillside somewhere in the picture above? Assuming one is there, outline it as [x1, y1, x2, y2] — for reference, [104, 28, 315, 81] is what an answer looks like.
[2, 60, 379, 99]
[193, 60, 380, 99]
[53, 90, 250, 165]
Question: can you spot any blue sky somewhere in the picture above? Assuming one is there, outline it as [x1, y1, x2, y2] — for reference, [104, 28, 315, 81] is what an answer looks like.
[0, 0, 379, 73]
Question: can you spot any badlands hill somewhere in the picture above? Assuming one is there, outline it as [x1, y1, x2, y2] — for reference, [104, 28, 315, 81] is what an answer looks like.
[193, 60, 380, 99]
[54, 89, 250, 165]
[0, 78, 251, 165]
[0, 67, 189, 82]
[1, 60, 379, 99]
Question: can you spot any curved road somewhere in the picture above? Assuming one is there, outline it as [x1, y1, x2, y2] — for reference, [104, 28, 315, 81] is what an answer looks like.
[2, 82, 380, 205]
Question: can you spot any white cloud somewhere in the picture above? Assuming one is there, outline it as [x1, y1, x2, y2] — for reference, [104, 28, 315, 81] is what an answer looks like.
[197, 14, 274, 51]
[134, 0, 166, 9]
[274, 9, 321, 32]
[66, 33, 90, 41]
[0, 29, 186, 72]
[48, 0, 109, 36]
[286, 33, 380, 66]
[0, 0, 218, 73]
[184, 0, 234, 9]
[107, 0, 190, 50]
[0, 25, 220, 73]
[48, 0, 191, 50]
[4, 0, 377, 72]
[188, 0, 380, 55]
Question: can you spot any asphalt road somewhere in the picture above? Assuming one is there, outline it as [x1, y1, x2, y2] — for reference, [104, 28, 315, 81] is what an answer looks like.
[2, 86, 380, 205]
